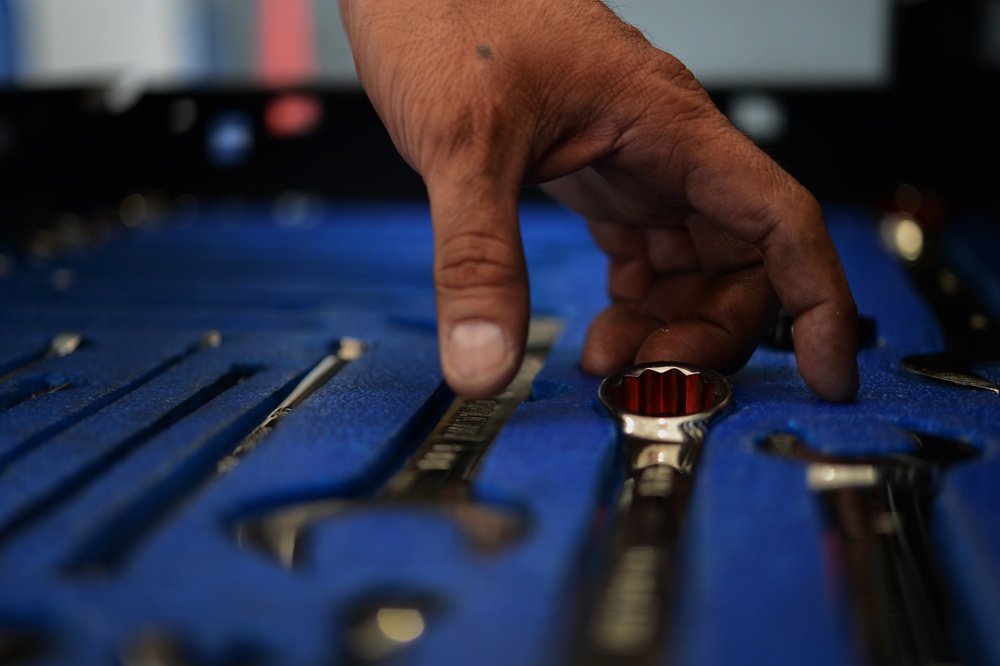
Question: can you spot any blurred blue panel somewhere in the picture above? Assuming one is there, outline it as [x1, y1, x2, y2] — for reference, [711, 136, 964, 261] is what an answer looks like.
[0, 0, 16, 82]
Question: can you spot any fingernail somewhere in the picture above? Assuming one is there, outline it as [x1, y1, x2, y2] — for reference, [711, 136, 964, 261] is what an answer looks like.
[447, 320, 509, 381]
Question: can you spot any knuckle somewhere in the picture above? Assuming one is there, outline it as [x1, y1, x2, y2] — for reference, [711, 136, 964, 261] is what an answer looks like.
[650, 50, 704, 94]
[435, 231, 523, 294]
[447, 91, 515, 147]
[420, 92, 525, 180]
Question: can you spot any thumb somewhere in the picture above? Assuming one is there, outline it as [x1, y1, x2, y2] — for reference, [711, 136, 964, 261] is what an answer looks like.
[426, 172, 530, 398]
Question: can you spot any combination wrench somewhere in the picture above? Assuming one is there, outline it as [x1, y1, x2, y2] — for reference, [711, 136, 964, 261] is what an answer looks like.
[576, 362, 734, 665]
[232, 318, 561, 663]
[761, 430, 980, 665]
[233, 318, 563, 567]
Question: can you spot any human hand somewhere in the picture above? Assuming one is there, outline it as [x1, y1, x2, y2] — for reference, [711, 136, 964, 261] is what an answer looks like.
[339, 0, 859, 401]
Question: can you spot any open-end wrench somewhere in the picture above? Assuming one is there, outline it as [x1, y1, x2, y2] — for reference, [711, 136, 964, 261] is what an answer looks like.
[761, 430, 980, 666]
[575, 362, 733, 665]
[882, 212, 1000, 394]
[233, 317, 563, 568]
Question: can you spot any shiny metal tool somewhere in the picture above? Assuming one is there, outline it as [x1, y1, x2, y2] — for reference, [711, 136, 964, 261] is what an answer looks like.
[0, 331, 82, 385]
[62, 337, 362, 573]
[882, 213, 1000, 394]
[338, 593, 441, 666]
[579, 362, 733, 665]
[761, 430, 980, 666]
[217, 337, 365, 473]
[233, 318, 562, 568]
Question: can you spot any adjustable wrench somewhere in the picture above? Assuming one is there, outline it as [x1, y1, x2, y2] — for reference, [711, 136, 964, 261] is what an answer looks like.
[577, 362, 734, 665]
[761, 430, 980, 665]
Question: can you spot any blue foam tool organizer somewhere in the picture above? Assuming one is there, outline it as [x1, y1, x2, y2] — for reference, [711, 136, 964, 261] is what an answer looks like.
[0, 202, 997, 665]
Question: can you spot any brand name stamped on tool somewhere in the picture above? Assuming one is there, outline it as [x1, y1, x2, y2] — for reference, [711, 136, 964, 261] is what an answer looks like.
[415, 399, 499, 471]
[439, 399, 499, 441]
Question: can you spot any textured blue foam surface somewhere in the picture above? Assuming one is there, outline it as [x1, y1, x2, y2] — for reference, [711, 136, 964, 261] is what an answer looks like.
[0, 202, 997, 665]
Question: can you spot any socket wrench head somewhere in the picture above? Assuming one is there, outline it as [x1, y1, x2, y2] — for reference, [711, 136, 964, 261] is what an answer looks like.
[599, 362, 734, 444]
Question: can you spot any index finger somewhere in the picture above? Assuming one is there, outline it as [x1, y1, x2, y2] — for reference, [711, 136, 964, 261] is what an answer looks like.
[682, 124, 860, 401]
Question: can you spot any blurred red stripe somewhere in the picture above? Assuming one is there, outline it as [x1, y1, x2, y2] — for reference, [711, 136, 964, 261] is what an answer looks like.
[258, 0, 316, 86]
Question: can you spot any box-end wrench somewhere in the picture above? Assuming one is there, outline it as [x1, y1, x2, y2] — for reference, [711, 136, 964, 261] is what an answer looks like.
[576, 362, 733, 665]
[761, 431, 980, 666]
[233, 317, 563, 568]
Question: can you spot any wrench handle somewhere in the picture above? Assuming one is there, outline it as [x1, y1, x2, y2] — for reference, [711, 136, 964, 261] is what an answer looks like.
[821, 480, 957, 666]
[581, 464, 694, 666]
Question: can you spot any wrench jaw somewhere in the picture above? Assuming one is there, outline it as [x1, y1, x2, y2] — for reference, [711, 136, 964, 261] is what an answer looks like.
[604, 365, 723, 417]
[760, 430, 981, 490]
[900, 352, 1000, 395]
[231, 319, 562, 572]
[233, 498, 353, 568]
[599, 363, 734, 470]
[233, 499, 528, 569]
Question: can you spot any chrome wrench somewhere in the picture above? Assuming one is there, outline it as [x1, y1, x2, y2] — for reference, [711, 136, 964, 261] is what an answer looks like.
[885, 213, 1000, 394]
[0, 331, 82, 385]
[577, 362, 734, 665]
[217, 337, 365, 473]
[233, 317, 563, 567]
[761, 430, 980, 665]
[60, 336, 362, 573]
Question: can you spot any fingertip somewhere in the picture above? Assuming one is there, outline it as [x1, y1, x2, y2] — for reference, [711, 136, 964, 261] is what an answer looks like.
[441, 319, 522, 398]
[817, 371, 860, 402]
[792, 305, 860, 402]
[798, 356, 859, 402]
[797, 345, 860, 402]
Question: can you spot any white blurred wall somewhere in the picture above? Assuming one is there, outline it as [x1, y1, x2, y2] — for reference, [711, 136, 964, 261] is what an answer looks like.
[13, 0, 208, 85]
[7, 0, 891, 88]
[617, 0, 890, 86]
